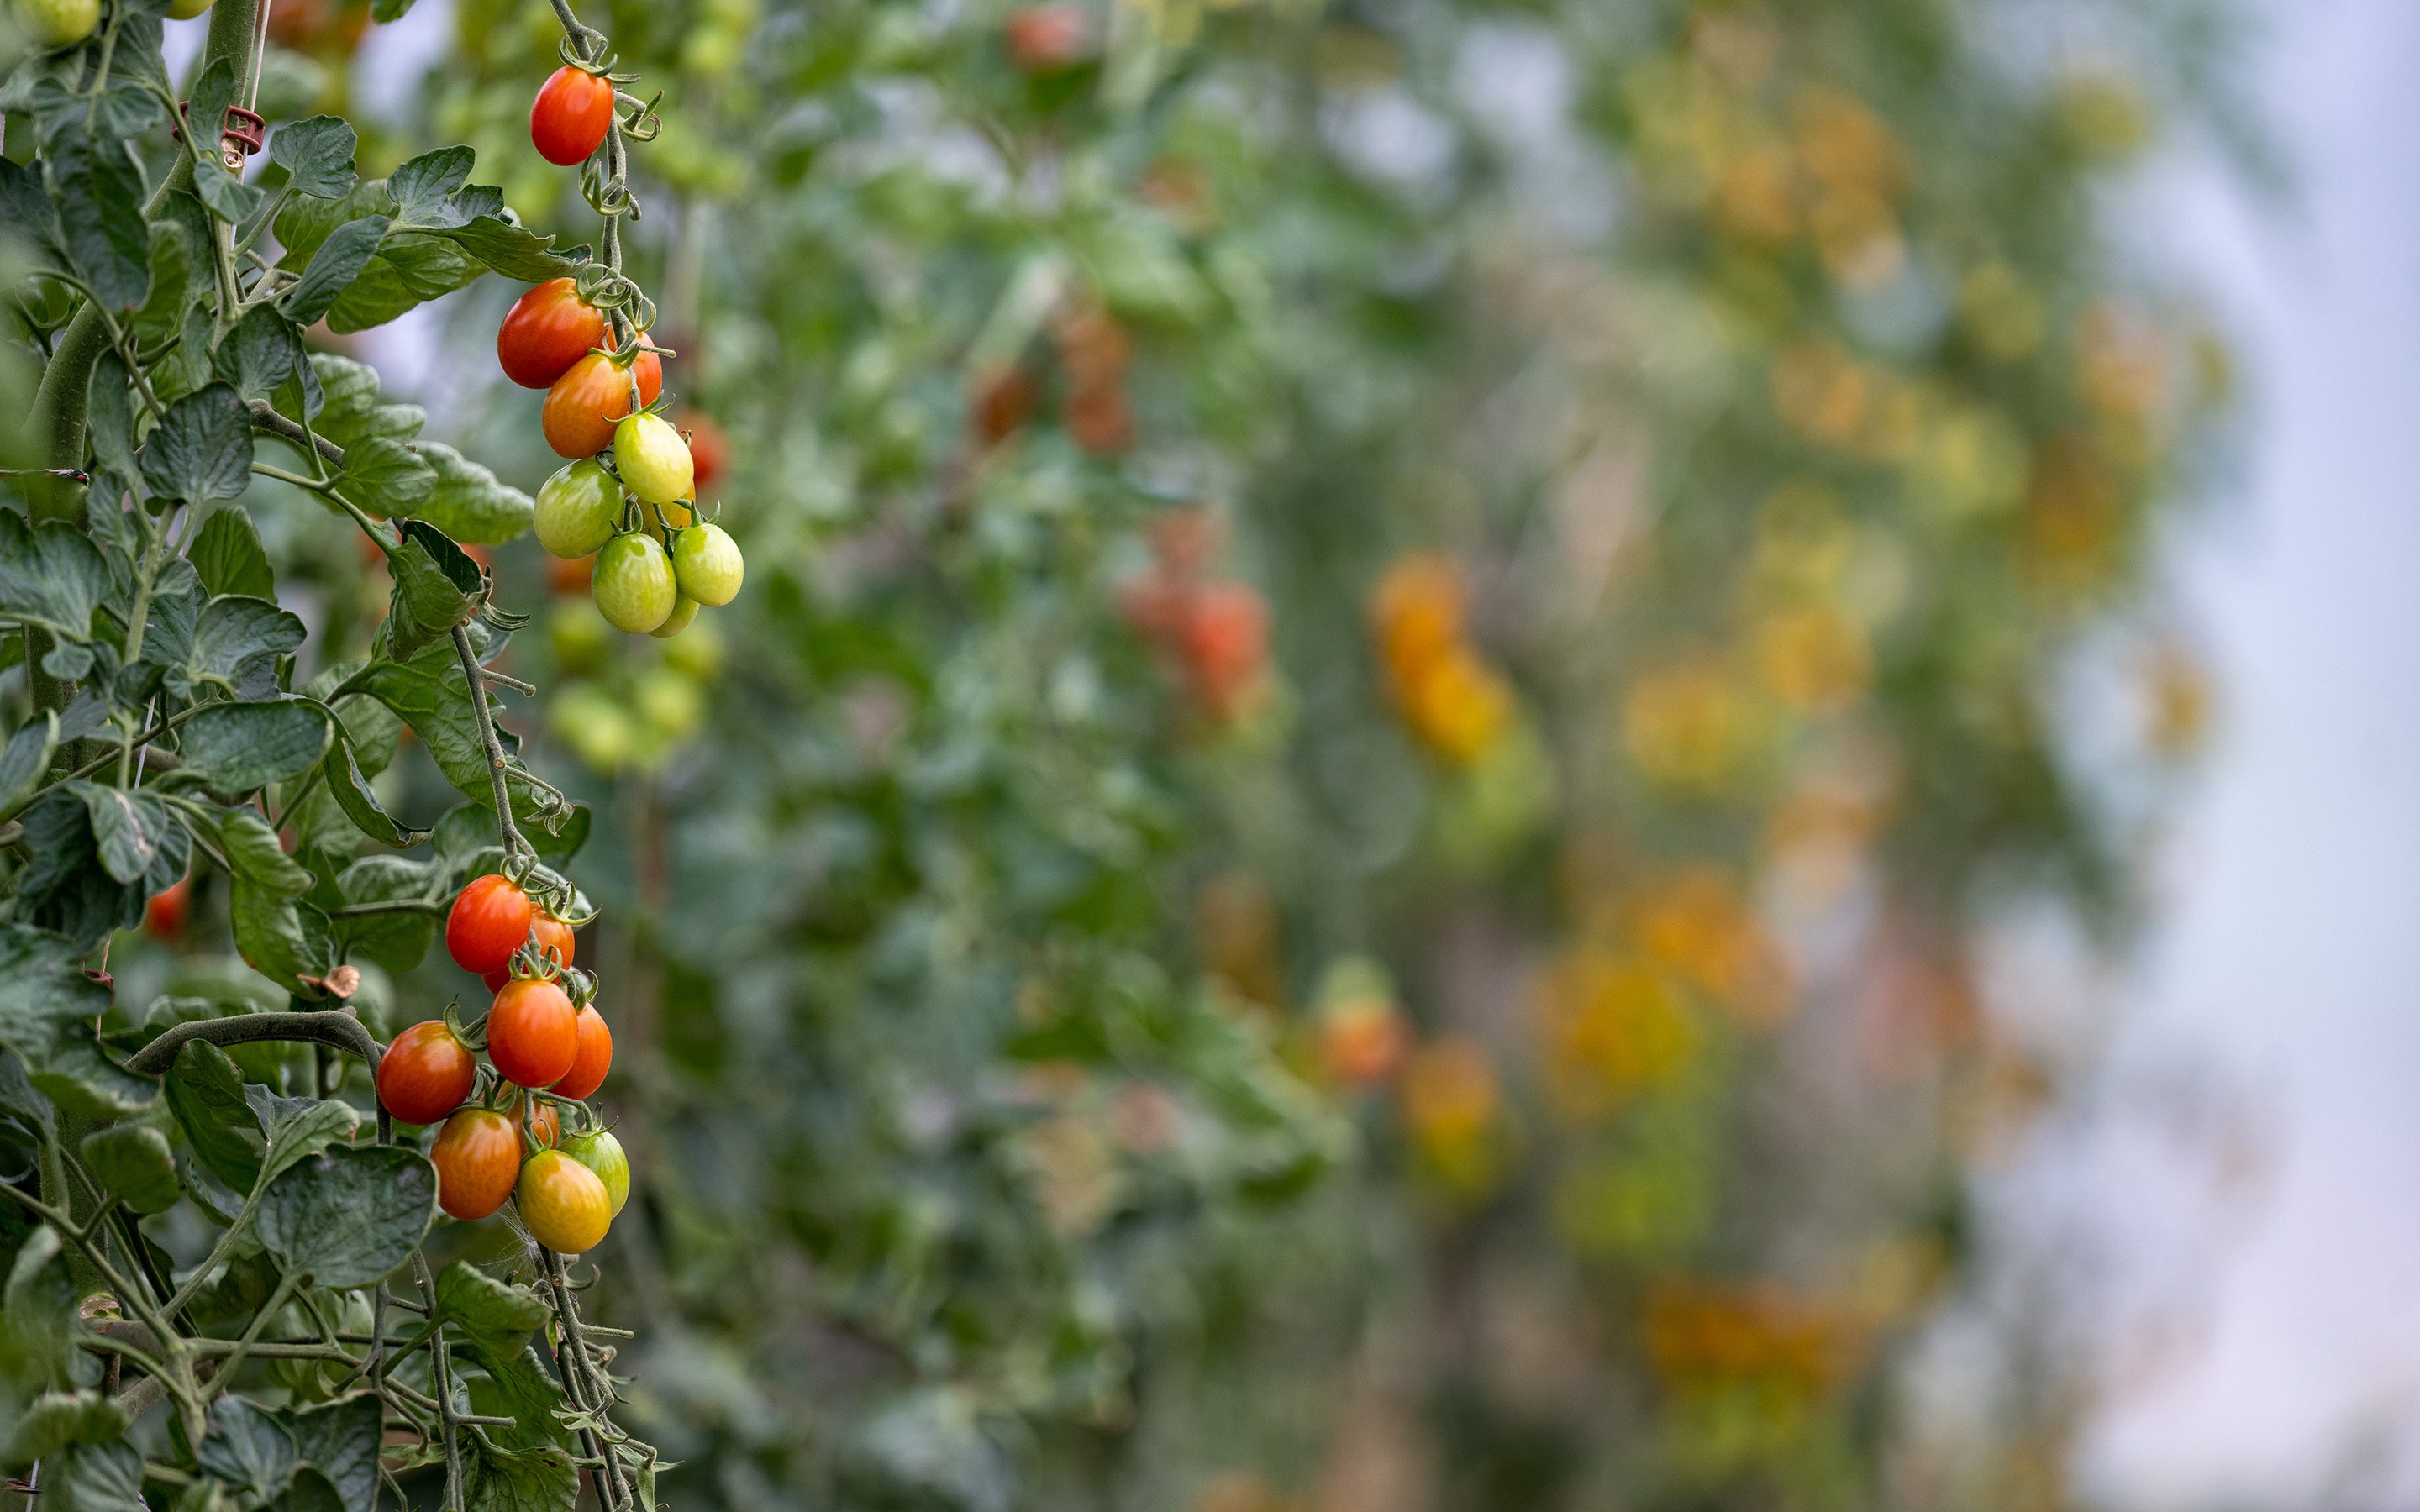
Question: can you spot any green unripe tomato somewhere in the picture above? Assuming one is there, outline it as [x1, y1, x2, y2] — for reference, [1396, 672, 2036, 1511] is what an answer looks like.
[634, 667, 703, 743]
[671, 522, 744, 606]
[549, 597, 613, 675]
[534, 458, 622, 559]
[560, 1128, 630, 1216]
[550, 685, 634, 772]
[590, 533, 677, 633]
[17, 0, 98, 45]
[613, 413, 694, 506]
[166, 0, 213, 17]
[661, 613, 725, 679]
[649, 593, 700, 638]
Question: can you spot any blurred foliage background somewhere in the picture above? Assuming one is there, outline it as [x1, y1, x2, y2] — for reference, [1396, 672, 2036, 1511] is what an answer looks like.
[87, 0, 2251, 1504]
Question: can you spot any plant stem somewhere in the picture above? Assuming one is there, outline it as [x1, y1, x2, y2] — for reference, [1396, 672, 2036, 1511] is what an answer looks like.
[451, 626, 530, 864]
[124, 1010, 383, 1078]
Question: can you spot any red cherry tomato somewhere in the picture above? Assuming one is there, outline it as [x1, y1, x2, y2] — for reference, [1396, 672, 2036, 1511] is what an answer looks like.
[487, 976, 578, 1089]
[445, 874, 533, 978]
[551, 1006, 613, 1100]
[482, 913, 576, 993]
[376, 1019, 478, 1126]
[542, 347, 664, 459]
[497, 278, 607, 390]
[143, 876, 190, 940]
[530, 65, 614, 167]
[432, 1108, 521, 1221]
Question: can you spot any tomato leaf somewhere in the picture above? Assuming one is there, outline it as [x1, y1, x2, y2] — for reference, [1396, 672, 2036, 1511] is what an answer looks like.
[304, 354, 425, 449]
[349, 638, 574, 837]
[231, 885, 338, 997]
[283, 1397, 380, 1512]
[0, 716, 55, 816]
[337, 433, 437, 516]
[86, 349, 139, 487]
[0, 925, 152, 1116]
[177, 701, 334, 794]
[197, 1397, 297, 1506]
[47, 126, 152, 312]
[195, 152, 267, 225]
[2, 1389, 129, 1465]
[0, 155, 57, 247]
[318, 718, 431, 851]
[71, 784, 188, 890]
[269, 116, 360, 200]
[215, 306, 308, 405]
[139, 383, 256, 506]
[330, 856, 439, 969]
[257, 1145, 436, 1289]
[242, 1085, 360, 1188]
[35, 1436, 146, 1512]
[462, 1441, 579, 1512]
[163, 1040, 266, 1194]
[166, 595, 306, 701]
[324, 234, 480, 333]
[0, 511, 109, 642]
[415, 443, 534, 544]
[281, 214, 388, 327]
[17, 791, 160, 951]
[385, 147, 474, 226]
[129, 219, 195, 346]
[76, 1124, 182, 1215]
[430, 217, 582, 282]
[189, 507, 277, 600]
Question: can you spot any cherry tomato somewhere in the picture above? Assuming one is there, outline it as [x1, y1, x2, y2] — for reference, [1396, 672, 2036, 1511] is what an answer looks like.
[432, 1108, 520, 1221]
[545, 550, 598, 598]
[517, 1149, 613, 1252]
[1004, 4, 1090, 74]
[487, 976, 579, 1089]
[500, 1086, 561, 1148]
[534, 458, 622, 559]
[498, 278, 606, 390]
[559, 1128, 629, 1216]
[481, 911, 576, 992]
[591, 533, 677, 633]
[612, 413, 693, 505]
[649, 594, 700, 639]
[551, 1007, 613, 1101]
[671, 523, 744, 607]
[530, 65, 614, 167]
[445, 874, 533, 978]
[543, 348, 663, 459]
[1065, 382, 1133, 454]
[144, 876, 190, 940]
[19, 0, 99, 45]
[376, 1019, 478, 1126]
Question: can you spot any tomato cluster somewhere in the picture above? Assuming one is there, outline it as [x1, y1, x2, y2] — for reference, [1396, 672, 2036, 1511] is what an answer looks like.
[1119, 509, 1271, 724]
[375, 872, 628, 1255]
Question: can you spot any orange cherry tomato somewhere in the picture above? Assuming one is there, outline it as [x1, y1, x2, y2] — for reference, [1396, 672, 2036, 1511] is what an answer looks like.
[445, 874, 533, 978]
[432, 1108, 521, 1221]
[143, 876, 190, 940]
[376, 1019, 478, 1126]
[517, 1149, 613, 1253]
[530, 65, 614, 167]
[482, 913, 576, 993]
[486, 976, 578, 1089]
[497, 277, 606, 390]
[542, 347, 664, 459]
[551, 1006, 613, 1101]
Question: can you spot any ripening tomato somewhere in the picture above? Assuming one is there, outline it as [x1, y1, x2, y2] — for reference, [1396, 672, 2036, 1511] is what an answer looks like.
[432, 1108, 521, 1221]
[591, 533, 677, 633]
[649, 594, 700, 639]
[1004, 4, 1090, 74]
[543, 348, 663, 459]
[546, 550, 599, 598]
[671, 523, 744, 606]
[18, 0, 99, 46]
[679, 412, 729, 490]
[481, 912, 576, 994]
[144, 876, 190, 940]
[551, 1006, 613, 1101]
[499, 1086, 561, 1148]
[534, 458, 622, 559]
[445, 874, 533, 977]
[376, 1019, 478, 1126]
[498, 278, 607, 390]
[559, 1128, 629, 1216]
[1065, 382, 1134, 454]
[1181, 581, 1268, 714]
[517, 1150, 613, 1252]
[487, 976, 578, 1089]
[613, 413, 694, 505]
[530, 65, 614, 166]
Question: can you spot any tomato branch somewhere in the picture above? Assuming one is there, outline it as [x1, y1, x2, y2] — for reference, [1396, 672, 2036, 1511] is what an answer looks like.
[123, 1010, 385, 1078]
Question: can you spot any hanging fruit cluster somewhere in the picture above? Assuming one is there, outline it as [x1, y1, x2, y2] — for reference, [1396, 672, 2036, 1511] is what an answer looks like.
[376, 871, 627, 1254]
[505, 37, 744, 638]
[1120, 507, 1271, 726]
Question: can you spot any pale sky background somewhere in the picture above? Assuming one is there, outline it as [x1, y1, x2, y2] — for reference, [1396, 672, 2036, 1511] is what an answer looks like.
[2077, 0, 2420, 1505]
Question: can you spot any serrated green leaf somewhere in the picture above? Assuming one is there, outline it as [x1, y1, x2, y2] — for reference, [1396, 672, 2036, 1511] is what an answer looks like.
[1, 1389, 128, 1465]
[197, 1396, 296, 1505]
[324, 234, 481, 333]
[190, 507, 277, 600]
[87, 349, 138, 486]
[415, 444, 534, 544]
[284, 1396, 379, 1512]
[270, 116, 359, 199]
[318, 715, 429, 851]
[178, 700, 334, 794]
[49, 127, 150, 312]
[0, 929, 149, 1116]
[338, 433, 436, 516]
[165, 1040, 266, 1194]
[387, 147, 474, 224]
[0, 717, 55, 817]
[232, 885, 338, 996]
[77, 1123, 181, 1214]
[129, 219, 195, 346]
[38, 1436, 146, 1512]
[17, 795, 152, 953]
[305, 354, 424, 450]
[283, 215, 389, 326]
[139, 382, 255, 505]
[431, 218, 579, 282]
[171, 595, 307, 701]
[463, 1441, 578, 1512]
[71, 783, 187, 890]
[196, 152, 267, 223]
[0, 511, 108, 640]
[242, 1084, 360, 1187]
[330, 856, 439, 970]
[350, 639, 574, 837]
[382, 520, 483, 660]
[215, 305, 308, 403]
[257, 1144, 436, 1289]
